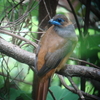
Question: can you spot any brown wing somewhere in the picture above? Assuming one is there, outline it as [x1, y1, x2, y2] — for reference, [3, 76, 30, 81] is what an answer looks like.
[37, 39, 76, 76]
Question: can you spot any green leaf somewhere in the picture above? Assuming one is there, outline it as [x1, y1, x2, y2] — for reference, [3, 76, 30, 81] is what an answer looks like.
[19, 93, 32, 100]
[47, 86, 79, 100]
[10, 88, 22, 100]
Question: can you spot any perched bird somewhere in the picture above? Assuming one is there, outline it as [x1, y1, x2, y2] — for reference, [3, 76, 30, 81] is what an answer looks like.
[33, 14, 78, 100]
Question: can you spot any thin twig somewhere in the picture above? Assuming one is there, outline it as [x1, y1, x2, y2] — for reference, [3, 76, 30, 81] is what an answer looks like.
[66, 0, 81, 37]
[43, 0, 51, 19]
[58, 75, 100, 100]
[0, 0, 25, 25]
[48, 89, 56, 100]
[0, 29, 38, 48]
[0, 72, 32, 85]
[79, 0, 100, 20]
[38, 14, 49, 29]
[67, 76, 85, 100]
[69, 57, 100, 69]
[0, 0, 41, 28]
[83, 0, 91, 36]
[6, 30, 45, 34]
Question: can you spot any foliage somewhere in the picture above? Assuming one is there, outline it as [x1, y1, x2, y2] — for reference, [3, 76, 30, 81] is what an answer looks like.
[47, 86, 79, 100]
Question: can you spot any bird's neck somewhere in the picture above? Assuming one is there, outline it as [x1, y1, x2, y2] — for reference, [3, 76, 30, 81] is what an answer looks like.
[53, 24, 77, 39]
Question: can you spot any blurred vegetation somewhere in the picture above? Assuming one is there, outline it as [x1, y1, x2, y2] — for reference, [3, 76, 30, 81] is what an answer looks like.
[0, 0, 100, 100]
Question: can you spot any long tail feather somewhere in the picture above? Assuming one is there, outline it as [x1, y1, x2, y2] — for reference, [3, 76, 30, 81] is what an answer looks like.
[32, 73, 49, 100]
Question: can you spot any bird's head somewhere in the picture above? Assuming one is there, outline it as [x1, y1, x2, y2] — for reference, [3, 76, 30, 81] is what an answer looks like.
[49, 14, 69, 27]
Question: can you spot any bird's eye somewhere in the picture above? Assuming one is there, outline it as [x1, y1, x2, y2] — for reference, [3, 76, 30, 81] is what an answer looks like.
[56, 18, 64, 23]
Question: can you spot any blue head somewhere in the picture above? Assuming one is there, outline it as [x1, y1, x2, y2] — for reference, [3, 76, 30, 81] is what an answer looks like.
[49, 14, 68, 26]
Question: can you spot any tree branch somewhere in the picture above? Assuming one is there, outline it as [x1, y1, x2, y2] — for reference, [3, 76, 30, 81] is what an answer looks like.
[57, 65, 100, 81]
[0, 38, 35, 66]
[0, 38, 100, 81]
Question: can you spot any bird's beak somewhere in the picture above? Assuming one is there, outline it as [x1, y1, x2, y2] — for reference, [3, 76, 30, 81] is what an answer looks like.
[49, 19, 61, 25]
[48, 19, 54, 24]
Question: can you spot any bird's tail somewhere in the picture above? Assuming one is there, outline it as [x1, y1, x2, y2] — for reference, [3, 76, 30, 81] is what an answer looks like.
[32, 73, 49, 100]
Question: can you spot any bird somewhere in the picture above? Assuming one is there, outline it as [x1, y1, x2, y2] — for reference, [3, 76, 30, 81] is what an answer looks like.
[32, 14, 78, 100]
